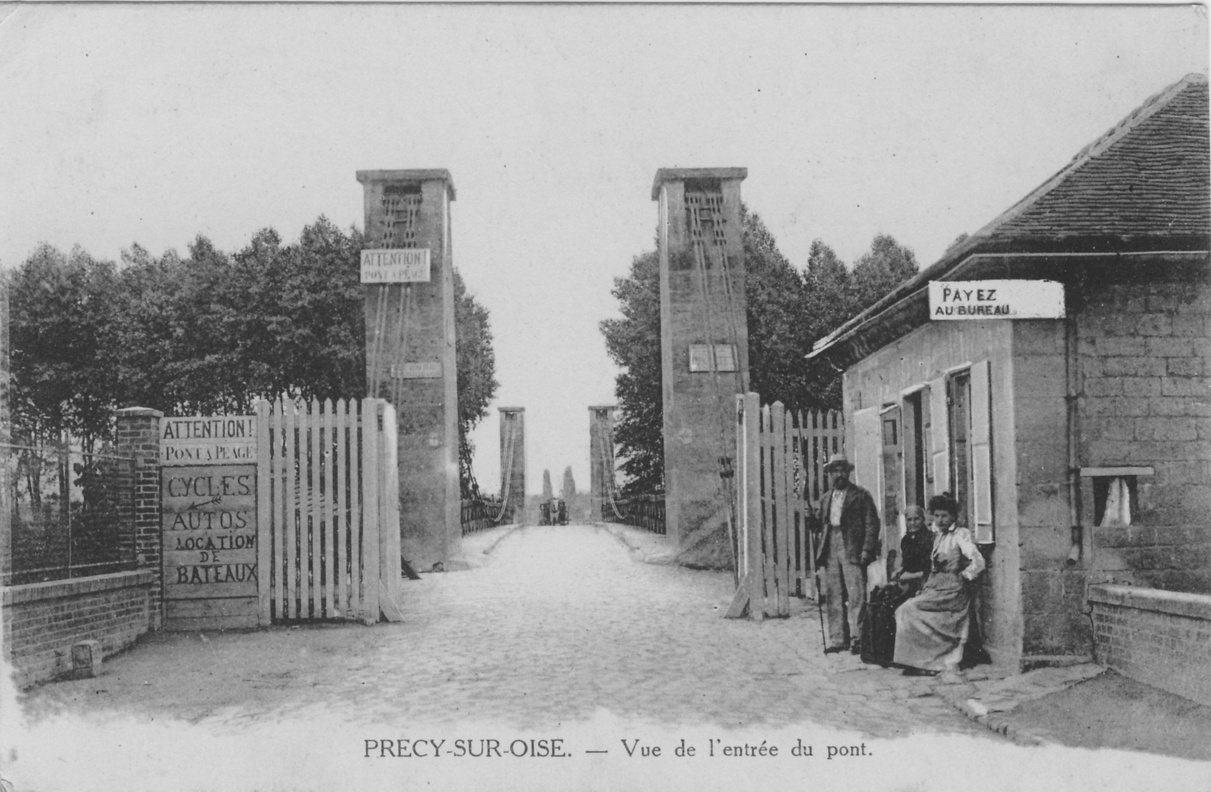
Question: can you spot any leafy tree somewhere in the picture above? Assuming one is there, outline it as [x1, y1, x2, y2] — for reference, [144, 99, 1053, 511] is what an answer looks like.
[602, 219, 920, 494]
[541, 469, 553, 499]
[9, 218, 498, 496]
[561, 466, 576, 502]
[851, 234, 919, 311]
[600, 250, 664, 495]
[454, 269, 498, 498]
[800, 239, 855, 409]
[743, 209, 815, 411]
[8, 244, 123, 452]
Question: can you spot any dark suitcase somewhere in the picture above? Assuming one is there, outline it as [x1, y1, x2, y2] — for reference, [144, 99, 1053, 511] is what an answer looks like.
[860, 586, 903, 667]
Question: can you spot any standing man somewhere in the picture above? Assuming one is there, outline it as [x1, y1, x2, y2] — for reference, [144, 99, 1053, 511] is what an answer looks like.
[813, 453, 881, 654]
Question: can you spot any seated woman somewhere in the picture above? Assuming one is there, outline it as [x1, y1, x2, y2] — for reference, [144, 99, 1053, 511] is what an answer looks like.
[890, 505, 933, 598]
[893, 492, 985, 676]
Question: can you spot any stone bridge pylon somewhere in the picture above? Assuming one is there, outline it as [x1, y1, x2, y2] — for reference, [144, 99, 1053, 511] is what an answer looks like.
[588, 405, 616, 521]
[498, 407, 526, 524]
[653, 168, 750, 567]
[357, 169, 460, 571]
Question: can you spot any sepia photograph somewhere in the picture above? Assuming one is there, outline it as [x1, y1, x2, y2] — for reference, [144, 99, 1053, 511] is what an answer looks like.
[0, 3, 1207, 790]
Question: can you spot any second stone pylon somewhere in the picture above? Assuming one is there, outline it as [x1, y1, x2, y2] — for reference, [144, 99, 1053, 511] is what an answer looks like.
[653, 168, 750, 568]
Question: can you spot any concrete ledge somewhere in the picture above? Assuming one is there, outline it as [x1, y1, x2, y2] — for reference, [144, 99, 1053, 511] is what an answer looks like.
[1089, 583, 1211, 621]
[2, 570, 155, 606]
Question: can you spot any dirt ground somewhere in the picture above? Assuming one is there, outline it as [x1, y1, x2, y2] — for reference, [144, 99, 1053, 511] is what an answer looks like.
[1006, 670, 1211, 762]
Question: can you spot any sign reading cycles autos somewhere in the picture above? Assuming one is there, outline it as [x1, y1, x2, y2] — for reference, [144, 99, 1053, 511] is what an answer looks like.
[929, 280, 1065, 320]
[161, 416, 258, 629]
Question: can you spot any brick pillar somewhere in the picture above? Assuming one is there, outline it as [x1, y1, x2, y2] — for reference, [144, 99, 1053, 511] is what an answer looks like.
[653, 168, 749, 566]
[358, 170, 460, 570]
[588, 405, 616, 521]
[498, 408, 525, 524]
[116, 407, 164, 631]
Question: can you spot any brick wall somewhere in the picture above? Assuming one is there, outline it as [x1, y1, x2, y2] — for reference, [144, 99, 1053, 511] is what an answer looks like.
[115, 407, 164, 630]
[1077, 279, 1211, 594]
[3, 570, 155, 688]
[1089, 584, 1211, 706]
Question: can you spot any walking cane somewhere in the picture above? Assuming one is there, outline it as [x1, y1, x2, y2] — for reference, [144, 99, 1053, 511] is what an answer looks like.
[805, 513, 828, 652]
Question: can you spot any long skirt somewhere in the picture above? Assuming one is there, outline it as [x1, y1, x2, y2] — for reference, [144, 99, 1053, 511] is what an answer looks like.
[893, 572, 971, 672]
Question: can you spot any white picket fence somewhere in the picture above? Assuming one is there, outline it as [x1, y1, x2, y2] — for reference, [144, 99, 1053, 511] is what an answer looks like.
[255, 397, 402, 625]
[731, 392, 843, 620]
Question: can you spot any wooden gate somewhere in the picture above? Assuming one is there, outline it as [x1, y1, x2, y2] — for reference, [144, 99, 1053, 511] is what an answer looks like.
[729, 392, 843, 620]
[255, 397, 402, 625]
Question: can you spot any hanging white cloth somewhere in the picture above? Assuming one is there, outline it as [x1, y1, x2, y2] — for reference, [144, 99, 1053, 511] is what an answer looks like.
[1100, 477, 1132, 527]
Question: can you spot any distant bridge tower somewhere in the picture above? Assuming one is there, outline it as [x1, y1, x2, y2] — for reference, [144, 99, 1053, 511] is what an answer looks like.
[357, 169, 459, 571]
[498, 407, 526, 524]
[589, 405, 616, 521]
[652, 168, 750, 566]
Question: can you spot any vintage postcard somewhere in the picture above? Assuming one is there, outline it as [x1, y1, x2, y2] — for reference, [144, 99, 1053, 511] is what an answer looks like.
[0, 3, 1207, 791]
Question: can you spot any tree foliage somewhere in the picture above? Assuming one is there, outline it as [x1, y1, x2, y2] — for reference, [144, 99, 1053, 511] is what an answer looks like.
[561, 466, 576, 502]
[602, 212, 921, 494]
[600, 250, 664, 495]
[454, 269, 498, 497]
[8, 219, 498, 492]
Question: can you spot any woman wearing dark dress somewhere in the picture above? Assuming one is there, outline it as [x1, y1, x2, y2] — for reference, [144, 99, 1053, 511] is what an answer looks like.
[893, 492, 986, 675]
[891, 505, 933, 597]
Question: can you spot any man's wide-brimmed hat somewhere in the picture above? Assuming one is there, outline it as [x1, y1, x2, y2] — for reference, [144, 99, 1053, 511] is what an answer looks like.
[824, 453, 854, 472]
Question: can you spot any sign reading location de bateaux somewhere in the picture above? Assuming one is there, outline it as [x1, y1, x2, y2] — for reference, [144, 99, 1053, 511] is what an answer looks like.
[161, 415, 259, 630]
[360, 248, 431, 283]
[929, 280, 1065, 320]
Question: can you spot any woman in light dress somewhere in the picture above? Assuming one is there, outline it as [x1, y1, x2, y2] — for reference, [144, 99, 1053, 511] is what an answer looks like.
[894, 492, 985, 676]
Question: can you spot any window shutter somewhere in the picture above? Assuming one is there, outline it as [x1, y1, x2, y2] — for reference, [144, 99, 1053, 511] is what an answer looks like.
[929, 377, 949, 498]
[970, 360, 995, 543]
[852, 407, 882, 506]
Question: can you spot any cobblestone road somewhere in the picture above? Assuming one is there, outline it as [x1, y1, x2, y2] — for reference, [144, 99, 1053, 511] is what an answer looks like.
[19, 524, 1209, 792]
[20, 523, 989, 738]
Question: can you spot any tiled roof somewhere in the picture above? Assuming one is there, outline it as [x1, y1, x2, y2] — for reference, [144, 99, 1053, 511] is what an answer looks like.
[976, 73, 1209, 245]
[810, 73, 1210, 361]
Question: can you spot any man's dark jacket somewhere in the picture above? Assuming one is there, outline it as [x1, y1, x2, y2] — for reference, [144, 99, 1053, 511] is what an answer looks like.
[812, 484, 881, 566]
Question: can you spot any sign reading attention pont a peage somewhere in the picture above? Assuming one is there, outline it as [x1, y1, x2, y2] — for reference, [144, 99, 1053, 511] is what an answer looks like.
[161, 416, 259, 628]
[360, 248, 432, 283]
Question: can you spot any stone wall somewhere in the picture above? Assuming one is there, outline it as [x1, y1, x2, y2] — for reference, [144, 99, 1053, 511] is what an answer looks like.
[1089, 584, 1211, 706]
[3, 570, 155, 688]
[1009, 321, 1090, 662]
[1077, 279, 1211, 594]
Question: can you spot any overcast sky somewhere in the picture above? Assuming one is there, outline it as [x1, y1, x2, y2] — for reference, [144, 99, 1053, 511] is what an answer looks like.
[0, 4, 1205, 495]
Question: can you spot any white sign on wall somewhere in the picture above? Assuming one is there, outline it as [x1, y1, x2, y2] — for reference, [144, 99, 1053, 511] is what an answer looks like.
[390, 361, 443, 380]
[929, 279, 1065, 320]
[161, 416, 256, 466]
[688, 344, 737, 372]
[360, 249, 431, 283]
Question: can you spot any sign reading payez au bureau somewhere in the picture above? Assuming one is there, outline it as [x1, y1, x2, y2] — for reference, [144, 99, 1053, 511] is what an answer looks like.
[929, 279, 1065, 320]
[161, 416, 258, 630]
[360, 248, 431, 283]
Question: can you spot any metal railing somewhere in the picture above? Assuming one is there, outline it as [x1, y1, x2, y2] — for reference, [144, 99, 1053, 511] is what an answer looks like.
[460, 496, 505, 536]
[3, 442, 137, 586]
[604, 494, 666, 535]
